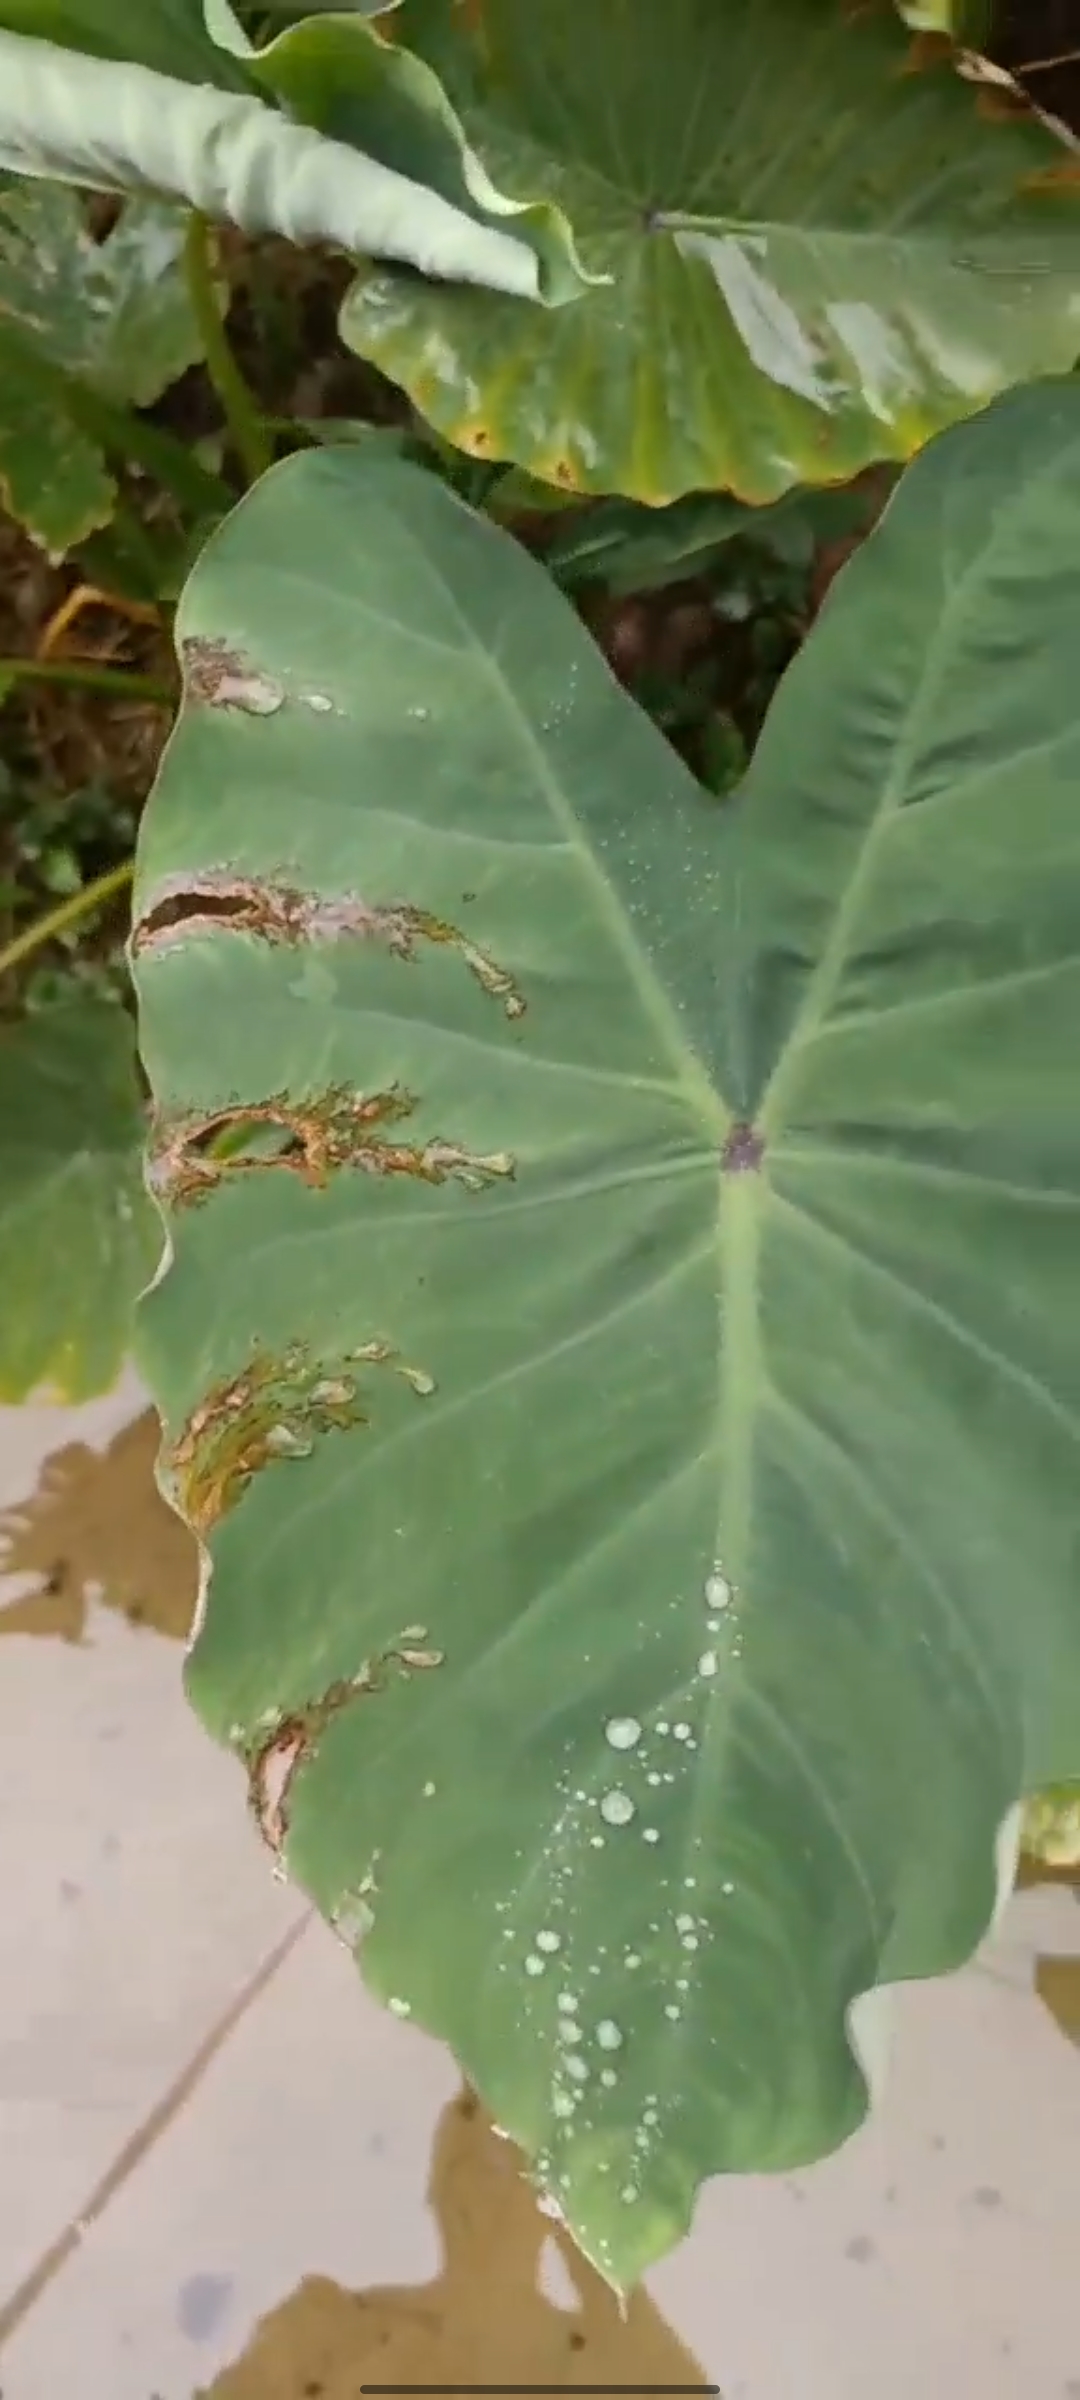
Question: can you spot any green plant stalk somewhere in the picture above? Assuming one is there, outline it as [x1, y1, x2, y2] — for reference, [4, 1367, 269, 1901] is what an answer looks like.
[0, 861, 134, 982]
[184, 213, 272, 487]
[0, 658, 174, 703]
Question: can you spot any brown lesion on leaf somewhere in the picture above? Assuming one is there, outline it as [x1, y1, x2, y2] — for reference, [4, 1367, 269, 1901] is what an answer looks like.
[149, 1082, 515, 1207]
[405, 906, 526, 1020]
[721, 1121, 765, 1173]
[164, 1338, 435, 1535]
[180, 638, 285, 715]
[131, 869, 526, 1020]
[245, 1631, 445, 1858]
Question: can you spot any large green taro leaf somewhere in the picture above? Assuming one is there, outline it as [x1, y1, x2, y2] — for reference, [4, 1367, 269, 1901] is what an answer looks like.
[341, 0, 1080, 502]
[0, 1002, 158, 1400]
[0, 177, 210, 553]
[132, 378, 1080, 2286]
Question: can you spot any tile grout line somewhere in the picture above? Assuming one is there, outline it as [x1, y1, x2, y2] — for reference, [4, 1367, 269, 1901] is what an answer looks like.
[0, 1905, 313, 2350]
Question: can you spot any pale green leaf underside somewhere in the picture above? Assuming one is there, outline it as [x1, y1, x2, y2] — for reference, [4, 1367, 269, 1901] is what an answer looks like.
[209, 4, 591, 303]
[0, 13, 588, 303]
[133, 380, 1080, 2286]
[0, 176, 207, 551]
[0, 29, 547, 297]
[342, 0, 1080, 501]
[0, 1004, 158, 1402]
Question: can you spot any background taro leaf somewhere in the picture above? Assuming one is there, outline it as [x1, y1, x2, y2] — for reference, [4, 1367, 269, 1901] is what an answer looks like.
[132, 376, 1080, 2289]
[541, 477, 886, 595]
[340, 0, 1080, 502]
[0, 0, 253, 82]
[0, 1002, 158, 1401]
[1023, 1783, 1080, 1868]
[896, 0, 991, 40]
[0, 178, 213, 554]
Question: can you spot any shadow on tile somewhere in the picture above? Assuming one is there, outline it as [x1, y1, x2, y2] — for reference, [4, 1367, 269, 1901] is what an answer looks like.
[203, 2086, 711, 2398]
[0, 1409, 195, 1642]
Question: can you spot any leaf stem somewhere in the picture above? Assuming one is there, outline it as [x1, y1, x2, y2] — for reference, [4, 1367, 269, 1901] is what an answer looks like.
[0, 657, 174, 703]
[184, 213, 272, 486]
[0, 861, 134, 982]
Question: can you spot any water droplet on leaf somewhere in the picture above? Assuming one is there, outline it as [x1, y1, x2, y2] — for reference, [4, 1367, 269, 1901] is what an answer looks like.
[604, 1716, 642, 1751]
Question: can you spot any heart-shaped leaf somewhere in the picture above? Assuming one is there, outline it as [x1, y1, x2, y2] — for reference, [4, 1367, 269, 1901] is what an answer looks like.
[0, 1003, 158, 1401]
[341, 0, 1080, 500]
[132, 377, 1080, 2289]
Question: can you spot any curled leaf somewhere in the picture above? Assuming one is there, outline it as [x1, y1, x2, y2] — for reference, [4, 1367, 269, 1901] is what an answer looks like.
[0, 27, 568, 297]
[216, 4, 592, 304]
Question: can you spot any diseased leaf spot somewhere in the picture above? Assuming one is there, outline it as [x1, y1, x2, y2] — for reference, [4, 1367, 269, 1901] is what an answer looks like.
[165, 1337, 434, 1533]
[250, 1720, 307, 1854]
[181, 638, 283, 715]
[246, 1628, 446, 1860]
[132, 870, 526, 1018]
[149, 1085, 515, 1205]
[721, 1120, 765, 1173]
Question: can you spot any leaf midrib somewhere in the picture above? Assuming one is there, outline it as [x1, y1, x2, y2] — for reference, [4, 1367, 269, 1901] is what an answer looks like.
[468, 76, 1071, 269]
